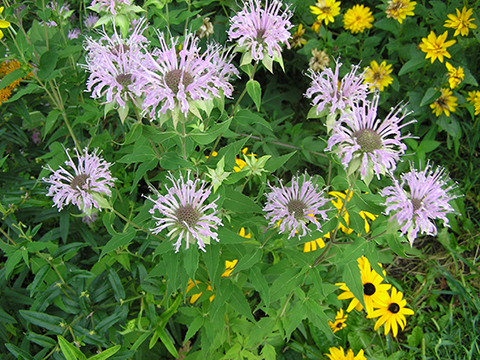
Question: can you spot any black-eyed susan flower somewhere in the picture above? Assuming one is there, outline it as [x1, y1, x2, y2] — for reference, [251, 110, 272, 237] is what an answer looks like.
[310, 0, 341, 26]
[343, 5, 374, 34]
[467, 90, 480, 115]
[364, 60, 393, 92]
[303, 237, 326, 252]
[419, 31, 456, 64]
[238, 227, 252, 239]
[222, 260, 239, 277]
[329, 308, 348, 333]
[444, 6, 477, 37]
[385, 0, 416, 24]
[336, 256, 391, 316]
[290, 24, 307, 48]
[445, 62, 464, 89]
[311, 20, 322, 33]
[370, 287, 414, 337]
[325, 346, 366, 360]
[430, 88, 457, 117]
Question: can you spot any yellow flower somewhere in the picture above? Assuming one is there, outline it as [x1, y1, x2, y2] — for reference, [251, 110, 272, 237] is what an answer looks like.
[370, 287, 414, 337]
[221, 260, 239, 277]
[238, 227, 251, 239]
[444, 7, 477, 37]
[303, 237, 325, 252]
[364, 60, 393, 91]
[234, 147, 257, 172]
[385, 0, 416, 24]
[343, 5, 374, 34]
[187, 260, 239, 303]
[0, 6, 11, 40]
[430, 88, 458, 117]
[309, 48, 330, 72]
[336, 256, 391, 316]
[328, 308, 348, 333]
[467, 90, 480, 115]
[445, 62, 464, 89]
[419, 31, 456, 63]
[325, 347, 366, 360]
[310, 0, 341, 26]
[311, 20, 322, 33]
[290, 24, 307, 49]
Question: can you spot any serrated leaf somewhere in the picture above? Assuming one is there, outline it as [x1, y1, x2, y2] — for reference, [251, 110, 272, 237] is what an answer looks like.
[285, 301, 307, 340]
[260, 344, 276, 360]
[342, 260, 365, 310]
[184, 247, 199, 282]
[234, 109, 272, 131]
[270, 268, 304, 303]
[117, 146, 156, 164]
[189, 118, 231, 145]
[249, 266, 270, 312]
[183, 316, 204, 344]
[265, 151, 296, 172]
[223, 187, 262, 213]
[227, 281, 255, 321]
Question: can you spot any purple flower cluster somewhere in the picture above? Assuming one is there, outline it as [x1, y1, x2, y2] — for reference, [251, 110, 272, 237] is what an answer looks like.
[83, 19, 149, 108]
[134, 31, 238, 119]
[263, 173, 329, 239]
[90, 0, 131, 15]
[305, 59, 370, 116]
[380, 164, 457, 245]
[43, 148, 115, 213]
[228, 0, 293, 62]
[325, 94, 415, 181]
[146, 172, 223, 253]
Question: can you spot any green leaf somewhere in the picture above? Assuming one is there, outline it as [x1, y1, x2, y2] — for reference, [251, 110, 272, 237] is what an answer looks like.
[117, 146, 156, 164]
[420, 87, 440, 107]
[189, 118, 232, 145]
[183, 316, 204, 344]
[0, 68, 29, 90]
[260, 344, 276, 360]
[234, 109, 272, 131]
[223, 187, 262, 213]
[249, 266, 270, 312]
[4, 344, 35, 360]
[26, 332, 56, 348]
[87, 345, 121, 360]
[156, 328, 179, 358]
[232, 248, 262, 273]
[342, 260, 365, 310]
[160, 152, 194, 170]
[108, 269, 126, 302]
[398, 57, 427, 76]
[37, 50, 59, 80]
[19, 311, 64, 334]
[246, 317, 275, 347]
[265, 151, 296, 172]
[246, 79, 262, 111]
[270, 268, 304, 303]
[99, 228, 136, 260]
[285, 301, 307, 340]
[184, 247, 199, 282]
[407, 326, 424, 348]
[227, 281, 255, 321]
[44, 110, 60, 137]
[5, 249, 23, 279]
[58, 335, 87, 360]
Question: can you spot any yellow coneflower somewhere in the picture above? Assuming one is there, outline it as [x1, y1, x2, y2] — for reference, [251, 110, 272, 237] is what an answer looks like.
[419, 31, 456, 63]
[430, 88, 458, 117]
[444, 6, 477, 37]
[364, 60, 393, 92]
[467, 90, 480, 115]
[290, 24, 307, 48]
[445, 62, 464, 89]
[343, 5, 374, 34]
[325, 347, 366, 360]
[385, 0, 416, 24]
[310, 0, 341, 26]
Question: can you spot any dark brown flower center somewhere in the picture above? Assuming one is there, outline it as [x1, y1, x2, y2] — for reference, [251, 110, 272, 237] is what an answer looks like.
[71, 174, 89, 190]
[355, 129, 382, 153]
[388, 302, 400, 314]
[175, 205, 200, 228]
[411, 198, 423, 211]
[336, 322, 344, 328]
[287, 199, 306, 219]
[164, 69, 194, 94]
[116, 73, 132, 88]
[363, 282, 376, 296]
[111, 44, 130, 56]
